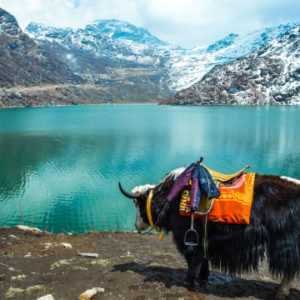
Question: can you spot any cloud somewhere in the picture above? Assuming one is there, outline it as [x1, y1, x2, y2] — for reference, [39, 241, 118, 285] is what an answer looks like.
[0, 0, 299, 48]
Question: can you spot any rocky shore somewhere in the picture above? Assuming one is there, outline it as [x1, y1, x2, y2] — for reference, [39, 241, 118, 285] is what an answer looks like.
[1, 226, 300, 299]
[0, 83, 162, 108]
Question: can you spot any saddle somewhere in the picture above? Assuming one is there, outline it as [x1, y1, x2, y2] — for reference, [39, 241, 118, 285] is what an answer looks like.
[203, 165, 250, 185]
[179, 165, 255, 224]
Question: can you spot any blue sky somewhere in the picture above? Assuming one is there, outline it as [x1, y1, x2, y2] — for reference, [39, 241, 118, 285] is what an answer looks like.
[0, 0, 299, 48]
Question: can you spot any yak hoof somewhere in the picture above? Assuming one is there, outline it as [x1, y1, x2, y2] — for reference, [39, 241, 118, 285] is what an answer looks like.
[198, 259, 210, 281]
[271, 290, 289, 300]
[183, 276, 195, 285]
[198, 268, 210, 281]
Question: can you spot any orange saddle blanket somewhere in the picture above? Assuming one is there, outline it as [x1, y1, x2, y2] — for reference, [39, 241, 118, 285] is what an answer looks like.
[179, 172, 256, 224]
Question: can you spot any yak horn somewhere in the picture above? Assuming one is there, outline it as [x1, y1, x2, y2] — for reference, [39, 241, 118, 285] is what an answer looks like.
[119, 182, 140, 199]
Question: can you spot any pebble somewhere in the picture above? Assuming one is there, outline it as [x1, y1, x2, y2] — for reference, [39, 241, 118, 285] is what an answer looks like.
[37, 295, 55, 300]
[78, 287, 104, 300]
[24, 252, 31, 257]
[9, 235, 17, 238]
[78, 253, 99, 258]
[61, 243, 72, 248]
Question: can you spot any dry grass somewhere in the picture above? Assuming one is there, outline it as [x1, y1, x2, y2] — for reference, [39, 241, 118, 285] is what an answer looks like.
[26, 285, 46, 296]
[10, 275, 26, 281]
[5, 287, 24, 298]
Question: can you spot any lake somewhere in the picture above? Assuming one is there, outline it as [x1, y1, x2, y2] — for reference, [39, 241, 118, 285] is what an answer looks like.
[0, 105, 300, 233]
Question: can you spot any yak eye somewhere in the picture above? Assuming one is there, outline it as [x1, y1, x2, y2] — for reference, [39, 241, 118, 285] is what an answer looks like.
[133, 199, 137, 205]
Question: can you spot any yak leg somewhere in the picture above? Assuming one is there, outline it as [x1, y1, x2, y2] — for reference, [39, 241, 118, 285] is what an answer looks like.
[198, 216, 210, 280]
[184, 251, 201, 285]
[198, 257, 210, 280]
[273, 274, 294, 300]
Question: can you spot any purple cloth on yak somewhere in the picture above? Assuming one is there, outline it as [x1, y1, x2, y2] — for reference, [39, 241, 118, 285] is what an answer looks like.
[167, 164, 197, 207]
[190, 171, 199, 209]
[167, 163, 221, 211]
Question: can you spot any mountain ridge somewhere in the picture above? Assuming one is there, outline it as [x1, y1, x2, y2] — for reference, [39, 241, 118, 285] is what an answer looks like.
[160, 25, 300, 106]
[25, 20, 300, 94]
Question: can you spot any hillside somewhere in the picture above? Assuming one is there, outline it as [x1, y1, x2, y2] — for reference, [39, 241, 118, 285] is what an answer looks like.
[160, 25, 300, 105]
[0, 8, 166, 107]
[0, 8, 83, 89]
[25, 21, 174, 100]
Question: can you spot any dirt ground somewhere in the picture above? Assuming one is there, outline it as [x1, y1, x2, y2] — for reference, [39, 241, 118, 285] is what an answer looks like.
[0, 227, 300, 300]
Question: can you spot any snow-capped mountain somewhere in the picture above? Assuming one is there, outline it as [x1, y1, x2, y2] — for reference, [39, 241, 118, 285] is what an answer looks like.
[25, 22, 74, 40]
[87, 19, 179, 50]
[25, 20, 299, 94]
[25, 21, 169, 66]
[161, 25, 300, 105]
[165, 22, 300, 91]
[26, 19, 178, 50]
[24, 20, 174, 98]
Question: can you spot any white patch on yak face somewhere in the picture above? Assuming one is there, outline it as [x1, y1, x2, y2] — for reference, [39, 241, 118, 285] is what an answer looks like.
[133, 198, 150, 231]
[281, 176, 300, 185]
[131, 184, 155, 231]
[131, 184, 156, 194]
[131, 167, 186, 231]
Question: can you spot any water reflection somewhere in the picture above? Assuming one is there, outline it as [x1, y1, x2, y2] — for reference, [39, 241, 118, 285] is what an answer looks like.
[0, 105, 299, 232]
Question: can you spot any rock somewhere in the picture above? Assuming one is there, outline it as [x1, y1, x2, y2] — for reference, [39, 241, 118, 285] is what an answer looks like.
[24, 252, 31, 257]
[61, 243, 72, 248]
[78, 253, 99, 258]
[78, 288, 104, 300]
[37, 295, 55, 300]
[9, 235, 17, 238]
[15, 225, 42, 232]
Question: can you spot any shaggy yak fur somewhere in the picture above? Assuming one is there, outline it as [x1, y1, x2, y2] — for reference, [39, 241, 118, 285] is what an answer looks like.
[120, 169, 300, 299]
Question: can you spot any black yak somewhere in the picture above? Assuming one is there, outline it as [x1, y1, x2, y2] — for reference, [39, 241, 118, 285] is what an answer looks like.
[119, 167, 300, 300]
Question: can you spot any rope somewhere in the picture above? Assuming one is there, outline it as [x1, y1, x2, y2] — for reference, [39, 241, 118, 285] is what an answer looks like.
[144, 197, 169, 236]
[154, 202, 169, 228]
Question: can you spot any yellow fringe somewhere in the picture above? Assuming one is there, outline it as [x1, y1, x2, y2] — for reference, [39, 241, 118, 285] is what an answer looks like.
[146, 190, 163, 240]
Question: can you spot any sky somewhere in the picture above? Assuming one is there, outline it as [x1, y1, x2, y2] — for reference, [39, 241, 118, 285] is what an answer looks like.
[0, 0, 299, 49]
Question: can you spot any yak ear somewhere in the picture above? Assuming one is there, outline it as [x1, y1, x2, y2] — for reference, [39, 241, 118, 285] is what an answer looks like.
[119, 182, 140, 199]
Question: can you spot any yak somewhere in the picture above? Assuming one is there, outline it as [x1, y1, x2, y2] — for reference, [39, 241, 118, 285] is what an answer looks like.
[119, 167, 300, 300]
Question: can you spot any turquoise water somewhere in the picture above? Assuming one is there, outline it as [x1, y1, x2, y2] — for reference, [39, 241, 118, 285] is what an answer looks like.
[0, 105, 300, 233]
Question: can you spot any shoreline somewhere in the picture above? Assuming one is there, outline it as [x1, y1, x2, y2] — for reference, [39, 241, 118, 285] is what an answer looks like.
[0, 83, 165, 108]
[1, 226, 300, 299]
[0, 102, 158, 109]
